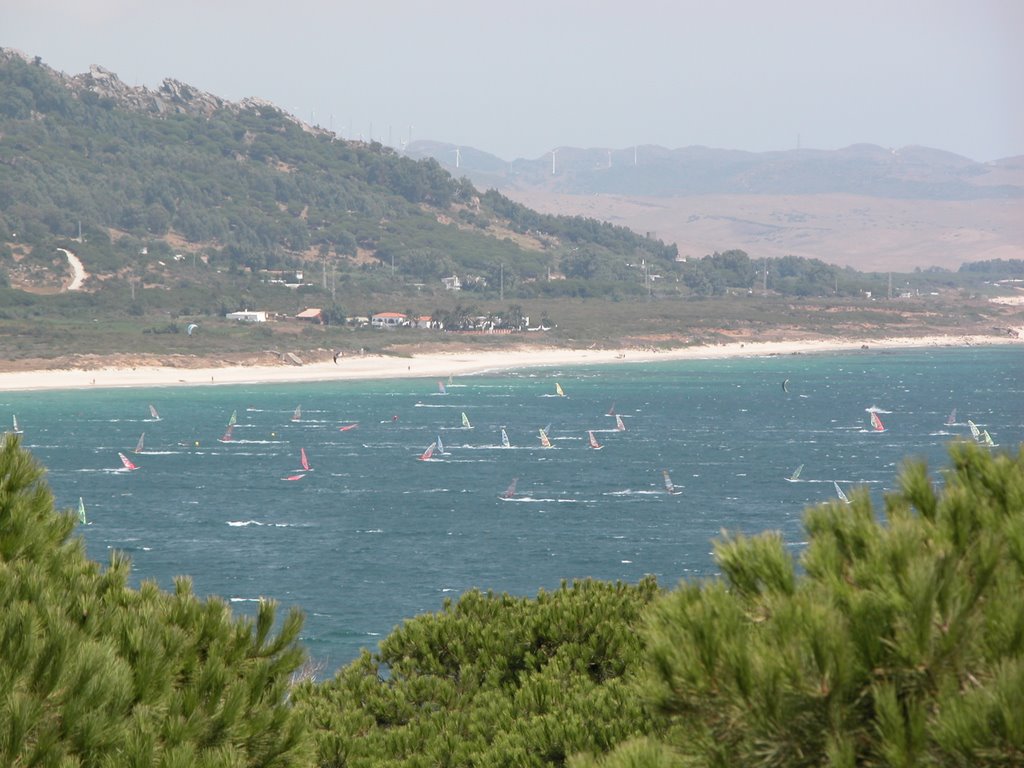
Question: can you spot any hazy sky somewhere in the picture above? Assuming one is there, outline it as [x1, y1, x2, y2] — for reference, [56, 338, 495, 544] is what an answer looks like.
[2, 0, 1022, 162]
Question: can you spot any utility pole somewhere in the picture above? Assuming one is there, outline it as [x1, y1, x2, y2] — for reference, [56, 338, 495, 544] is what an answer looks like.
[500, 263, 504, 302]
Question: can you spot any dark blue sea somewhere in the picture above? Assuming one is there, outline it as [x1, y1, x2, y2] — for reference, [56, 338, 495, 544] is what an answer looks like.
[5, 346, 1022, 676]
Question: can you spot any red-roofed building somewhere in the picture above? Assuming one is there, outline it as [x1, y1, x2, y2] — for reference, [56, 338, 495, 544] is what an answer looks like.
[295, 308, 324, 323]
[371, 312, 407, 328]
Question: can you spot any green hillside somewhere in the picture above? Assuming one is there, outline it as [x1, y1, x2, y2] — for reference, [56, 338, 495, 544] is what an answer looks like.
[1, 48, 1022, 362]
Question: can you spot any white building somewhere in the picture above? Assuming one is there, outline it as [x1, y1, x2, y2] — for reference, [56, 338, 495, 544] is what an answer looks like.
[226, 310, 268, 323]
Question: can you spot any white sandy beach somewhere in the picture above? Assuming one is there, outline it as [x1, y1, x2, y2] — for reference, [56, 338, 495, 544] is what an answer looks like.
[0, 334, 1019, 392]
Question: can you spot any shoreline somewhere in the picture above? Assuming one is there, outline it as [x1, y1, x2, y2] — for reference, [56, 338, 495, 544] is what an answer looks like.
[0, 334, 1020, 392]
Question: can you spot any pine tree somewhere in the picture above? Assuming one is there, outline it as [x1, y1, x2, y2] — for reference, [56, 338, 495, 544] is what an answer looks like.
[573, 442, 1024, 768]
[0, 433, 314, 766]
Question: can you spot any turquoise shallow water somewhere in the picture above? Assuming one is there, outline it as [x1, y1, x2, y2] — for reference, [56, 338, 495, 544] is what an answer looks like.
[4, 346, 1022, 675]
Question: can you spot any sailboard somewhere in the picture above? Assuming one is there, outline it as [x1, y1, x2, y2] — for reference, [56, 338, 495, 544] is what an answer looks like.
[438, 380, 447, 395]
[418, 442, 436, 461]
[834, 481, 850, 504]
[436, 434, 447, 455]
[338, 422, 359, 431]
[133, 432, 145, 453]
[118, 452, 138, 471]
[615, 414, 626, 432]
[499, 477, 518, 500]
[461, 412, 473, 429]
[555, 382, 565, 397]
[662, 470, 682, 495]
[967, 420, 981, 441]
[78, 497, 87, 525]
[227, 410, 237, 427]
[587, 430, 603, 450]
[11, 414, 22, 434]
[945, 408, 957, 426]
[283, 473, 305, 481]
[538, 428, 552, 448]
[981, 430, 997, 447]
[149, 404, 161, 421]
[218, 424, 234, 443]
[501, 428, 511, 448]
[300, 448, 311, 472]
[869, 411, 885, 432]
[292, 405, 302, 422]
[786, 464, 804, 482]
[606, 402, 616, 416]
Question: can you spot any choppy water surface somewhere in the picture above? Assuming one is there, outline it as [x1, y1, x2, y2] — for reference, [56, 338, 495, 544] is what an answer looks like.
[5, 346, 1021, 674]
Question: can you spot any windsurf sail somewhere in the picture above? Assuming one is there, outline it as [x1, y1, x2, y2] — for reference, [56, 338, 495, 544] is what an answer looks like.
[134, 432, 145, 453]
[338, 422, 359, 431]
[12, 414, 21, 434]
[219, 424, 234, 442]
[227, 410, 237, 427]
[292, 405, 302, 421]
[606, 402, 616, 416]
[149, 404, 160, 420]
[118, 452, 138, 471]
[587, 430, 602, 450]
[436, 434, 445, 454]
[300, 448, 311, 471]
[782, 379, 790, 393]
[78, 497, 87, 525]
[662, 470, 680, 495]
[461, 412, 472, 429]
[982, 430, 996, 447]
[870, 411, 885, 432]
[968, 420, 981, 440]
[787, 464, 804, 482]
[501, 428, 510, 448]
[438, 380, 446, 395]
[615, 414, 626, 431]
[500, 478, 518, 499]
[418, 442, 436, 461]
[538, 428, 552, 448]
[945, 408, 957, 426]
[283, 473, 305, 481]
[834, 481, 850, 504]
[555, 382, 565, 397]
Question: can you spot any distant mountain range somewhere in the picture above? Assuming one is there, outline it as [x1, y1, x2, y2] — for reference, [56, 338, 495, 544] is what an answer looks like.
[405, 140, 1024, 200]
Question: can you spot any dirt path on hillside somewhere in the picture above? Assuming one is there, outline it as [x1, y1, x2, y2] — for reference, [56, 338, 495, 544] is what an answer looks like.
[56, 247, 87, 290]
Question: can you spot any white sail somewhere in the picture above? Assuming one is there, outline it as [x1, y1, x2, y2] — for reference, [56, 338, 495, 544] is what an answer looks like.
[149, 404, 161, 420]
[501, 428, 510, 448]
[292, 405, 302, 421]
[134, 432, 145, 453]
[834, 481, 850, 504]
[968, 420, 981, 440]
[12, 414, 21, 434]
[945, 408, 956, 426]
[662, 470, 680, 495]
[461, 412, 472, 429]
[615, 414, 626, 431]
[538, 428, 552, 448]
[787, 464, 803, 482]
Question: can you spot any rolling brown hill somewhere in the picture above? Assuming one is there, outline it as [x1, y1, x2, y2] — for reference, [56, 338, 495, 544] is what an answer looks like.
[408, 141, 1024, 272]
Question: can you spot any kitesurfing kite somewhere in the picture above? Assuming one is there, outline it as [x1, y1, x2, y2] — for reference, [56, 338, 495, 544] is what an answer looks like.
[186, 323, 199, 336]
[782, 379, 790, 393]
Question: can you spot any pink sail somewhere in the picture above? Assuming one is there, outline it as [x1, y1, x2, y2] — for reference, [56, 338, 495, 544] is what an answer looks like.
[587, 430, 602, 450]
[118, 452, 138, 471]
[418, 442, 436, 461]
[870, 411, 885, 432]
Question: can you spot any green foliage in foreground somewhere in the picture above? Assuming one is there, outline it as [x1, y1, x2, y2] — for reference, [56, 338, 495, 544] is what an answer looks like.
[4, 431, 1023, 768]
[0, 433, 312, 767]
[575, 441, 1024, 768]
[291, 578, 663, 767]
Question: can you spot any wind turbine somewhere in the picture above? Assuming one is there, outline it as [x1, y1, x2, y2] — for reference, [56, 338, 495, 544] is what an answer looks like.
[551, 148, 558, 175]
[452, 147, 461, 168]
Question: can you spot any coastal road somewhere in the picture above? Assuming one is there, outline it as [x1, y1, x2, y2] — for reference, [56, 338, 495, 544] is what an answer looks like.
[56, 247, 88, 291]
